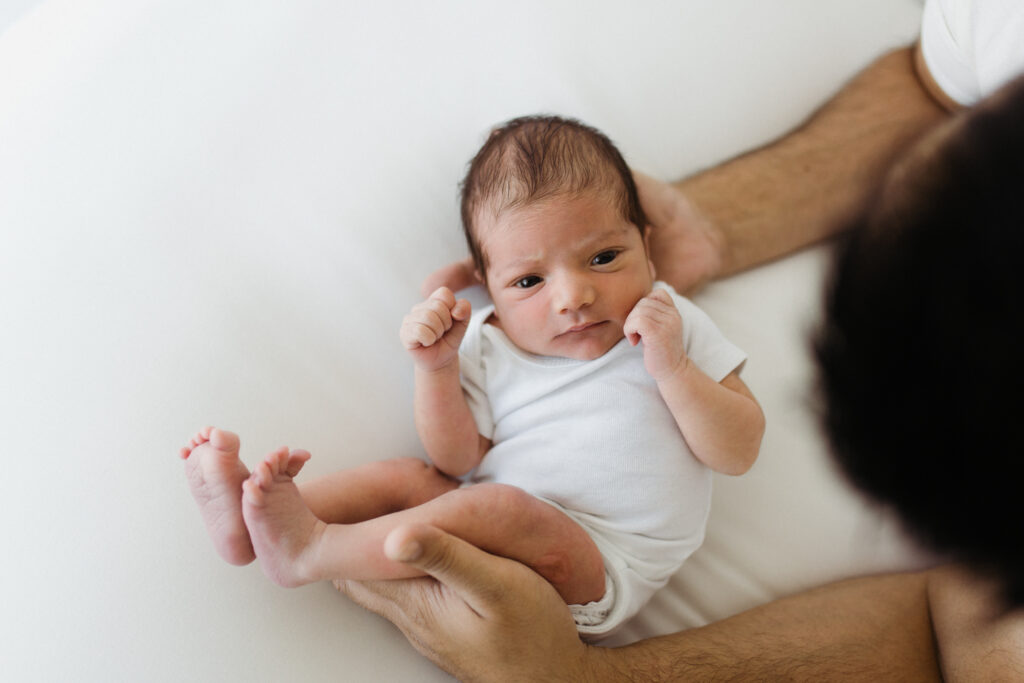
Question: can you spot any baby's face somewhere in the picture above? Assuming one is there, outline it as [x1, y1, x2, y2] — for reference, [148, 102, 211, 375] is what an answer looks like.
[478, 192, 655, 360]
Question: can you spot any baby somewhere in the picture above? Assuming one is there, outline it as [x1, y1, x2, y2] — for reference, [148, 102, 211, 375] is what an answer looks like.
[182, 115, 764, 637]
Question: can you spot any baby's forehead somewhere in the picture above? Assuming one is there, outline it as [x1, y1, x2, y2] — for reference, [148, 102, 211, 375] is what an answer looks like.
[479, 189, 614, 229]
[474, 189, 622, 234]
[478, 194, 636, 260]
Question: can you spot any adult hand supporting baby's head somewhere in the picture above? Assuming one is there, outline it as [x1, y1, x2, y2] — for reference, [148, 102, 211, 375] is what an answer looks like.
[337, 523, 594, 682]
[633, 170, 724, 295]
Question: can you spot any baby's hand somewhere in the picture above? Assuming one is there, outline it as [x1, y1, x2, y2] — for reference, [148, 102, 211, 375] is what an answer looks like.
[623, 288, 687, 381]
[400, 287, 472, 371]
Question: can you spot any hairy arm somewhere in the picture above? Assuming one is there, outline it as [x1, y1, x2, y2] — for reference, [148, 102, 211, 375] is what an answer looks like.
[588, 571, 941, 681]
[341, 524, 943, 682]
[648, 46, 950, 293]
[928, 566, 1024, 681]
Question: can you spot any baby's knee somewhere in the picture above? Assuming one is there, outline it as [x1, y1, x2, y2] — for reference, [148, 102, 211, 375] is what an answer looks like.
[383, 457, 458, 505]
[534, 547, 605, 605]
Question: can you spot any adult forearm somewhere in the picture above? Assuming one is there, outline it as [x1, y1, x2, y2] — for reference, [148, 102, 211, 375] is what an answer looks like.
[927, 566, 1024, 681]
[681, 46, 948, 276]
[583, 572, 942, 681]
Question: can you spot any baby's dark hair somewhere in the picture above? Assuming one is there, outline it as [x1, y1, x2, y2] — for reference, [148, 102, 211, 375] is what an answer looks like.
[814, 74, 1024, 609]
[459, 115, 648, 279]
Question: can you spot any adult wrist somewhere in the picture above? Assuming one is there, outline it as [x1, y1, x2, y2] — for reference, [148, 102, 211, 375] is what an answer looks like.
[576, 644, 619, 682]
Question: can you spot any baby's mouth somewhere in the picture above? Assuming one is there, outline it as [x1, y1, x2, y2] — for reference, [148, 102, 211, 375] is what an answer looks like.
[557, 321, 606, 337]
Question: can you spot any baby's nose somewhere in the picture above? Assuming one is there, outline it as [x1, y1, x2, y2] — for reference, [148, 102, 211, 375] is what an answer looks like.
[554, 276, 595, 313]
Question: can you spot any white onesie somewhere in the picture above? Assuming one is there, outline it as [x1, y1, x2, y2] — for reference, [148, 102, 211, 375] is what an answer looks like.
[920, 0, 1024, 105]
[458, 282, 747, 637]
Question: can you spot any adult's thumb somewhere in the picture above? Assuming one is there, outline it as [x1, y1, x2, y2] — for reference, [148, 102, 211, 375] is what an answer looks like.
[384, 523, 503, 613]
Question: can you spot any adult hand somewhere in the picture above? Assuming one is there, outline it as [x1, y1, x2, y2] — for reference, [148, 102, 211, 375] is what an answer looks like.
[336, 523, 595, 682]
[421, 257, 479, 298]
[633, 171, 723, 294]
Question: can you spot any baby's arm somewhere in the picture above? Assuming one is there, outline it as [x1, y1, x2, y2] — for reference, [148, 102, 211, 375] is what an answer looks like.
[400, 287, 489, 477]
[624, 289, 765, 475]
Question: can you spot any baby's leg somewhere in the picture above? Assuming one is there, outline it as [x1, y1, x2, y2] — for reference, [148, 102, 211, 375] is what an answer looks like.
[380, 483, 607, 605]
[298, 457, 460, 524]
[183, 422, 454, 566]
[181, 426, 309, 566]
[243, 451, 605, 604]
[241, 451, 461, 587]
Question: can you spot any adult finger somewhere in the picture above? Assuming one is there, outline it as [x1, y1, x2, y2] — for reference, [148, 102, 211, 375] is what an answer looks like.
[383, 523, 514, 617]
[337, 576, 465, 671]
[337, 575, 436, 630]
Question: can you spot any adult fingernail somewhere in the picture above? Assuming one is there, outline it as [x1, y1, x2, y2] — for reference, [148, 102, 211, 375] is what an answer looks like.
[394, 539, 423, 562]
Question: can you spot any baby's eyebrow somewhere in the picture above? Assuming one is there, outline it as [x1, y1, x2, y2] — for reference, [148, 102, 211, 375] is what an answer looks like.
[581, 224, 634, 248]
[501, 252, 545, 273]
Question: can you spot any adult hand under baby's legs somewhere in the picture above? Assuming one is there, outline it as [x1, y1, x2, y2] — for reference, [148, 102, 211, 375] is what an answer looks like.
[339, 524, 597, 683]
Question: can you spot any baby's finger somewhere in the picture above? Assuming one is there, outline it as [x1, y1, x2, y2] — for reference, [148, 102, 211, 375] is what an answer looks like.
[427, 286, 457, 309]
[422, 297, 455, 332]
[649, 287, 673, 305]
[400, 320, 427, 349]
[623, 310, 646, 346]
[410, 320, 442, 348]
[401, 313, 443, 349]
[451, 298, 472, 322]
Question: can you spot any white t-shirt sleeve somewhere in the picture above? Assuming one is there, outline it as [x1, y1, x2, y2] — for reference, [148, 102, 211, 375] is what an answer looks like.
[920, 0, 1024, 105]
[458, 310, 495, 439]
[662, 285, 748, 383]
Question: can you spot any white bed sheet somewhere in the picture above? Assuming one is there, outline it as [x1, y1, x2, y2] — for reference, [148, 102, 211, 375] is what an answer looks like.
[0, 1, 933, 679]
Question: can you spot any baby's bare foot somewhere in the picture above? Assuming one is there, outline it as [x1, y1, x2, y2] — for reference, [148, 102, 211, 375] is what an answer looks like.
[242, 446, 320, 588]
[181, 426, 254, 566]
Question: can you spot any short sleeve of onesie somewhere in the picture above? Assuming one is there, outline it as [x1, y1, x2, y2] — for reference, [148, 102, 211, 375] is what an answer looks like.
[458, 311, 495, 439]
[671, 289, 746, 382]
[920, 0, 1024, 105]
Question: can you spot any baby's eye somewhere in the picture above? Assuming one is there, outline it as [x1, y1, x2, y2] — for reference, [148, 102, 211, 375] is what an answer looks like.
[513, 275, 542, 289]
[591, 250, 619, 266]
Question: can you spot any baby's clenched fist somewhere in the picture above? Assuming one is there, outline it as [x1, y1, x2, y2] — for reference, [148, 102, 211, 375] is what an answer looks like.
[400, 287, 471, 370]
[623, 288, 687, 381]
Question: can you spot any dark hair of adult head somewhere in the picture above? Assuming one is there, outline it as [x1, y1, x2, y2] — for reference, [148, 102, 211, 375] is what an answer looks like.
[459, 115, 648, 280]
[814, 74, 1024, 608]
